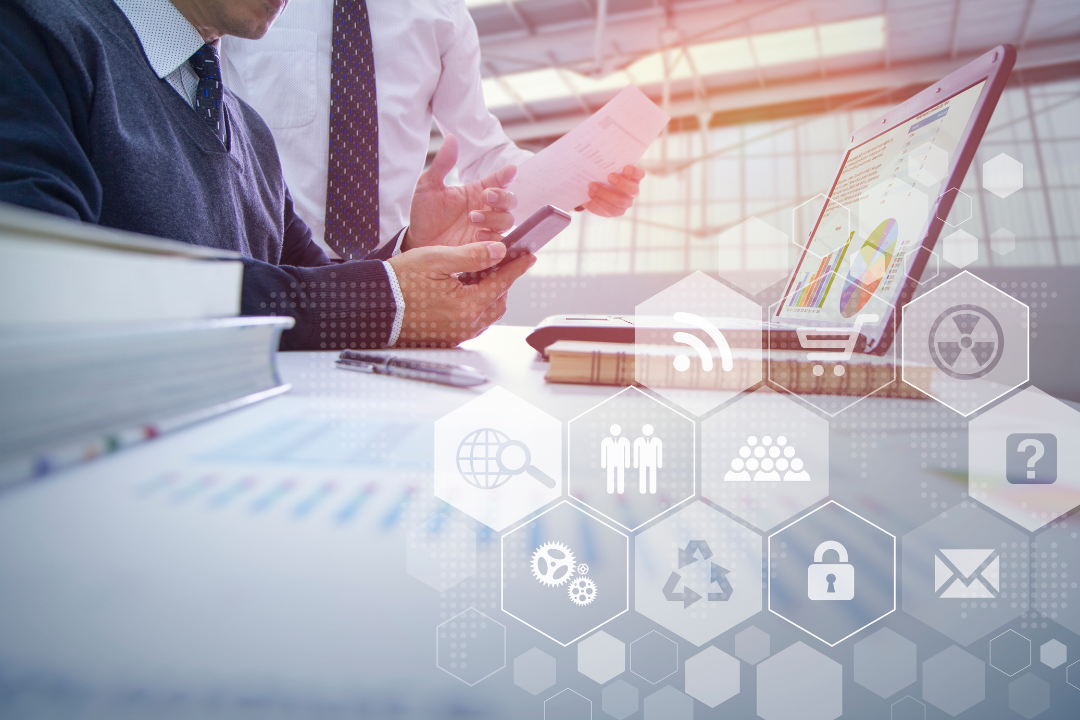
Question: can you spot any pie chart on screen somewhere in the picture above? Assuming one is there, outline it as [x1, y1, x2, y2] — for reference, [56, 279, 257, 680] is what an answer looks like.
[839, 218, 898, 318]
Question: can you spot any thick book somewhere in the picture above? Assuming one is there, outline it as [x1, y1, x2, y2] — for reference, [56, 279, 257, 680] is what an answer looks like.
[0, 317, 293, 486]
[0, 202, 243, 325]
[543, 340, 931, 399]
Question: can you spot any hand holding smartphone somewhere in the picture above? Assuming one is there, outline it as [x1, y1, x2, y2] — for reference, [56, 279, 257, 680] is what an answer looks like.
[459, 205, 571, 285]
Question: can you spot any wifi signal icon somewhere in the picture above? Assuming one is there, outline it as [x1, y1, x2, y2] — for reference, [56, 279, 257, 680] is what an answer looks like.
[672, 312, 734, 373]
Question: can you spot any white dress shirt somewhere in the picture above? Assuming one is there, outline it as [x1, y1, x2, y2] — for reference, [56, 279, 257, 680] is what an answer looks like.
[221, 0, 532, 251]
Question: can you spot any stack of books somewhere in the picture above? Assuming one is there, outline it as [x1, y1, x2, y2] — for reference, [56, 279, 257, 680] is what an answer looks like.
[0, 203, 292, 485]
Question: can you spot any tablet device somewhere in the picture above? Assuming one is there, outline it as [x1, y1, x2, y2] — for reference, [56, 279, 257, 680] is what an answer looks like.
[459, 205, 571, 285]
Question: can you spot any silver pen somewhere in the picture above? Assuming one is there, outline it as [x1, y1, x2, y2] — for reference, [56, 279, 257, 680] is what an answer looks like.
[336, 350, 488, 387]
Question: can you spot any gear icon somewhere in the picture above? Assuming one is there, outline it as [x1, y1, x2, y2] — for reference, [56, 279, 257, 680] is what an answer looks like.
[531, 541, 576, 587]
[568, 577, 597, 606]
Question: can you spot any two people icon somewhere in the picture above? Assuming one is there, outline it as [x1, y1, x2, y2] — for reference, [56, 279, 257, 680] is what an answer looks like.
[601, 424, 663, 494]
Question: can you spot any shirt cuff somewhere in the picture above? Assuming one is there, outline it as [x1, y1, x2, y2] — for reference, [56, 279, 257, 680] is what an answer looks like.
[382, 261, 405, 346]
[392, 227, 407, 256]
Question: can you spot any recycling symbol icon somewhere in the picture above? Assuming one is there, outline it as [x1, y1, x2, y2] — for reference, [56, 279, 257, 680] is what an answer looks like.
[662, 539, 734, 608]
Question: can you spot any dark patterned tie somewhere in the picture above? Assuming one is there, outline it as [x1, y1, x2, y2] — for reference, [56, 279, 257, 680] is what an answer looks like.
[324, 0, 379, 260]
[188, 44, 226, 145]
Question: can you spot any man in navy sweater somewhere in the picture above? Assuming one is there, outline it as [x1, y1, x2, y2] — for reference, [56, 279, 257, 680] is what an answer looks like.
[0, 0, 531, 350]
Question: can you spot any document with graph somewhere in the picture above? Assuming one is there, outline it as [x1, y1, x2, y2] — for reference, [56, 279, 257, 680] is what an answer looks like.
[509, 85, 669, 224]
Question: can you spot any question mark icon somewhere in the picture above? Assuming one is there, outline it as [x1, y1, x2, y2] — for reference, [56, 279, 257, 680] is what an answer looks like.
[1017, 439, 1044, 480]
[1006, 433, 1057, 484]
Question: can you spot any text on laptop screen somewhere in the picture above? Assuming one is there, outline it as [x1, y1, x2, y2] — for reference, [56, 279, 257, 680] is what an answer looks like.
[776, 80, 986, 325]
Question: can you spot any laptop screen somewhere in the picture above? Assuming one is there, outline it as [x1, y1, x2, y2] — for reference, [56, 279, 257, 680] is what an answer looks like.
[776, 80, 987, 324]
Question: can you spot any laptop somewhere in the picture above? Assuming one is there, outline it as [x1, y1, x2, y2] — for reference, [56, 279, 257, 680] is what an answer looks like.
[527, 44, 1016, 358]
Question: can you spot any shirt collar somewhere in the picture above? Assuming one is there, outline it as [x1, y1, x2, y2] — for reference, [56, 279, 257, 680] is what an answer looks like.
[113, 0, 209, 79]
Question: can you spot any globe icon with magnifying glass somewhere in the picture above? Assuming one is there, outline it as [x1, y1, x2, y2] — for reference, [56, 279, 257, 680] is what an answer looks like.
[457, 428, 557, 490]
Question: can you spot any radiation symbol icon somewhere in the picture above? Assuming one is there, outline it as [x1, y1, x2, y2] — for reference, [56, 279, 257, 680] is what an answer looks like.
[927, 304, 1005, 379]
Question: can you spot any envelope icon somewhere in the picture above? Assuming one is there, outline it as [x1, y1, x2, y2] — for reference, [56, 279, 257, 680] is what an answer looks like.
[935, 549, 999, 598]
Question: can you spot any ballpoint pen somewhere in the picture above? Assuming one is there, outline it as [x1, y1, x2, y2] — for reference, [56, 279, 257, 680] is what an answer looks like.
[335, 350, 488, 387]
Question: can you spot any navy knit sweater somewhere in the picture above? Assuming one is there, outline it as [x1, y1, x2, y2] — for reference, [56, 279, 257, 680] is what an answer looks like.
[0, 0, 396, 350]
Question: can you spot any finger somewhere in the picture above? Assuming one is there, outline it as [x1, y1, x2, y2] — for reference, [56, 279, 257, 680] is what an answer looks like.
[477, 293, 509, 328]
[588, 182, 634, 210]
[606, 172, 640, 197]
[479, 163, 518, 190]
[583, 199, 617, 218]
[623, 164, 646, 181]
[481, 187, 517, 212]
[424, 135, 459, 186]
[476, 253, 535, 298]
[422, 241, 507, 276]
[469, 209, 515, 232]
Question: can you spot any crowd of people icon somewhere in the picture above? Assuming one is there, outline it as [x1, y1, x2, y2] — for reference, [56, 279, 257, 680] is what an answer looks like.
[600, 423, 663, 494]
[723, 435, 810, 482]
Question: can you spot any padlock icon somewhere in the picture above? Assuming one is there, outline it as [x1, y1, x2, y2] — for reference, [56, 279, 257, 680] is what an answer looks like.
[807, 541, 855, 600]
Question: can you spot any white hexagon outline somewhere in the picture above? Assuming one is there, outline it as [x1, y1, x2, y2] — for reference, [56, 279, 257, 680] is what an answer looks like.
[937, 188, 973, 228]
[545, 688, 593, 720]
[891, 695, 926, 720]
[766, 294, 897, 417]
[500, 500, 630, 647]
[791, 192, 852, 256]
[567, 386, 696, 531]
[1067, 659, 1080, 691]
[767, 500, 897, 647]
[629, 629, 680, 684]
[435, 607, 507, 687]
[989, 629, 1032, 677]
[912, 246, 941, 286]
[900, 270, 1030, 417]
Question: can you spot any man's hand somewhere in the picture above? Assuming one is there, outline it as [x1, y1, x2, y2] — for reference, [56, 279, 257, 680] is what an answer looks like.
[388, 241, 535, 347]
[578, 165, 646, 217]
[404, 135, 517, 251]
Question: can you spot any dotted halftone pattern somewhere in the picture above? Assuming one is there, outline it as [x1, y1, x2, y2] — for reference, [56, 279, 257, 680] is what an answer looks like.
[436, 608, 505, 685]
[406, 515, 477, 593]
[1031, 520, 1077, 634]
[942, 501, 1028, 620]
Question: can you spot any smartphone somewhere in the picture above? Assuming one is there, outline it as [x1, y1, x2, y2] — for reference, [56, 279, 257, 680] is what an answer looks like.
[459, 205, 572, 285]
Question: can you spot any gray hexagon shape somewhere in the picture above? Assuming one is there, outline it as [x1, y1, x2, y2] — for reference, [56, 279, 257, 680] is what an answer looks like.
[684, 646, 740, 708]
[545, 688, 592, 720]
[716, 216, 792, 296]
[1040, 639, 1067, 669]
[1067, 660, 1080, 690]
[406, 515, 476, 592]
[436, 608, 506, 686]
[757, 641, 842, 720]
[701, 386, 829, 531]
[635, 501, 763, 646]
[901, 271, 1029, 417]
[854, 627, 917, 698]
[634, 272, 763, 417]
[902, 502, 1029, 646]
[922, 645, 985, 716]
[991, 228, 1016, 256]
[1008, 672, 1051, 719]
[990, 629, 1031, 676]
[568, 387, 695, 531]
[909, 142, 949, 187]
[643, 685, 693, 720]
[515, 647, 556, 695]
[630, 631, 679, 684]
[891, 695, 926, 720]
[937, 188, 972, 228]
[578, 630, 625, 684]
[792, 193, 851, 254]
[733, 625, 771, 665]
[602, 679, 639, 720]
[983, 153, 1024, 199]
[969, 387, 1080, 531]
[941, 229, 978, 267]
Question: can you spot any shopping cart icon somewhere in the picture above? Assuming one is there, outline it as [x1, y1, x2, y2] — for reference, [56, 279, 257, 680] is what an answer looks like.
[795, 314, 879, 377]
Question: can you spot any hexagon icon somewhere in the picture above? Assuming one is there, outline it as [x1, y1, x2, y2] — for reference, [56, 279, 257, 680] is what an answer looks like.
[602, 679, 639, 719]
[853, 627, 917, 698]
[983, 152, 1024, 199]
[902, 502, 1029, 647]
[514, 647, 556, 695]
[545, 688, 591, 720]
[436, 608, 505, 686]
[792, 193, 851, 254]
[891, 696, 926, 720]
[941, 229, 978, 268]
[577, 630, 625, 684]
[968, 386, 1080, 531]
[1040, 639, 1067, 669]
[716, 216, 792, 296]
[684, 646, 740, 708]
[937, 188, 972, 228]
[635, 501, 763, 646]
[435, 386, 562, 531]
[643, 685, 693, 720]
[769, 501, 896, 647]
[732, 625, 770, 664]
[901, 271, 1029, 416]
[634, 272, 763, 417]
[1068, 660, 1080, 690]
[406, 514, 476, 592]
[922, 645, 985, 716]
[757, 641, 842, 720]
[702, 387, 829, 531]
[991, 228, 1016, 256]
[1033, 521, 1080, 638]
[568, 386, 694, 531]
[990, 629, 1031, 676]
[502, 501, 629, 646]
[630, 631, 679, 684]
[1009, 672, 1051, 719]
[908, 142, 949, 187]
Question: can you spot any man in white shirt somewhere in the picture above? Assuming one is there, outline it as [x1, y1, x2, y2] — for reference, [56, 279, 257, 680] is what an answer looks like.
[221, 0, 645, 252]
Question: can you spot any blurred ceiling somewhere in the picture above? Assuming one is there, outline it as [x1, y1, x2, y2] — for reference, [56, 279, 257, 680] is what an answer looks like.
[462, 0, 1080, 143]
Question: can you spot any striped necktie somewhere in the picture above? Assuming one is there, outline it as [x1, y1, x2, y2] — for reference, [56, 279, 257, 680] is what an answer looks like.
[188, 44, 226, 145]
[324, 0, 379, 260]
